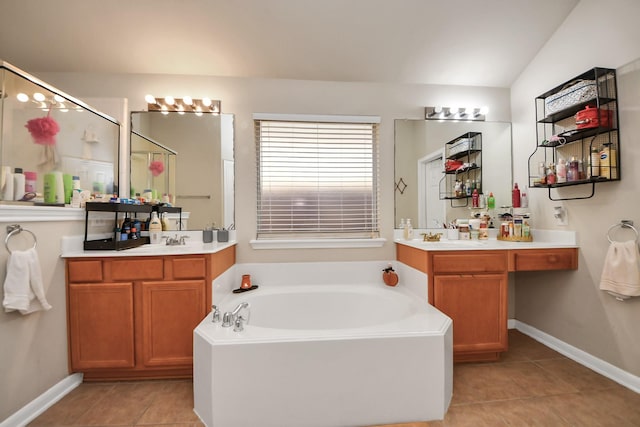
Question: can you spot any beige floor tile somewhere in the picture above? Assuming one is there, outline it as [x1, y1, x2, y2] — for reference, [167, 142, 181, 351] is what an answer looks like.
[497, 361, 579, 397]
[539, 392, 639, 427]
[28, 383, 116, 426]
[136, 380, 200, 425]
[534, 358, 619, 392]
[72, 381, 164, 426]
[443, 403, 510, 426]
[452, 363, 535, 405]
[481, 398, 572, 426]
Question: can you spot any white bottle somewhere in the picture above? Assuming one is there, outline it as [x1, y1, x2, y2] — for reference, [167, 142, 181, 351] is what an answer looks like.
[149, 211, 163, 244]
[520, 192, 528, 208]
[404, 218, 414, 240]
[2, 167, 13, 201]
[13, 168, 25, 201]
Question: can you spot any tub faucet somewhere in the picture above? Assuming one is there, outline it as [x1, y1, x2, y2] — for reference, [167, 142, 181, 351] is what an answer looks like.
[222, 302, 249, 328]
[211, 305, 220, 323]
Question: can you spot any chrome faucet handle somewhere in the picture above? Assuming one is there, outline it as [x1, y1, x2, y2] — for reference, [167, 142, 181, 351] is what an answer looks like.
[180, 235, 190, 245]
[212, 305, 220, 323]
[233, 315, 245, 332]
[221, 312, 234, 327]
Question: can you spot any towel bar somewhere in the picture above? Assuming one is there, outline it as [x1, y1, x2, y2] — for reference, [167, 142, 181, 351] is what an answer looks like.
[606, 220, 639, 244]
[4, 224, 37, 254]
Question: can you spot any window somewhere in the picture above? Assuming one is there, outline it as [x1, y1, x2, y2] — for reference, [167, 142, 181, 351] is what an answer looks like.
[255, 114, 380, 240]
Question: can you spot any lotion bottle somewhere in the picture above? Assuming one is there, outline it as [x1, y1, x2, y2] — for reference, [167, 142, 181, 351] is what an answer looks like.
[13, 168, 25, 201]
[149, 211, 163, 244]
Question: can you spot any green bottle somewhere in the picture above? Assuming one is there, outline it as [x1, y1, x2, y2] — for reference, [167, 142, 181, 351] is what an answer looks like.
[487, 192, 495, 210]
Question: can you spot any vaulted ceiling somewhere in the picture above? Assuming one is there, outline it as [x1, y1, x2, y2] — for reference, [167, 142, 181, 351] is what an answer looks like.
[0, 0, 578, 87]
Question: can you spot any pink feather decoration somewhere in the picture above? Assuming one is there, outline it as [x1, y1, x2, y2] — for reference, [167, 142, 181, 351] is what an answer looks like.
[25, 115, 60, 145]
[149, 160, 165, 177]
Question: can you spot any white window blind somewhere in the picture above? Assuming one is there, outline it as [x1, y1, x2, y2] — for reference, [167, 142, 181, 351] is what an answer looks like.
[255, 116, 380, 239]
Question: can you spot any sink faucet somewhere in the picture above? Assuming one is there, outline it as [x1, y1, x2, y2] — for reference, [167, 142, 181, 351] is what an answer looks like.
[165, 234, 189, 246]
[222, 302, 249, 328]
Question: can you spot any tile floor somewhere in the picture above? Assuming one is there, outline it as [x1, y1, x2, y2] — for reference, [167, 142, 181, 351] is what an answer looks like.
[29, 330, 640, 427]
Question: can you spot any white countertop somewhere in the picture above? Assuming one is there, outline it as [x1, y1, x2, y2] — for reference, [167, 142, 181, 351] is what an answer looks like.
[61, 230, 236, 258]
[395, 229, 578, 251]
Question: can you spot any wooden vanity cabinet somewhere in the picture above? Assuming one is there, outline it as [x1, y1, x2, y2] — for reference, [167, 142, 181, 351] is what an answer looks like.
[396, 244, 578, 362]
[431, 251, 508, 362]
[65, 245, 235, 380]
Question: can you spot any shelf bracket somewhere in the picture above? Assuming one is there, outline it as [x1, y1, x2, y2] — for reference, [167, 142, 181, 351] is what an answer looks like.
[547, 182, 596, 201]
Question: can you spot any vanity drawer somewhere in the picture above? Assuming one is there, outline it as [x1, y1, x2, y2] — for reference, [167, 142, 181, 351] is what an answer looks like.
[110, 258, 165, 281]
[67, 259, 103, 283]
[432, 251, 507, 274]
[509, 248, 578, 272]
[169, 256, 207, 279]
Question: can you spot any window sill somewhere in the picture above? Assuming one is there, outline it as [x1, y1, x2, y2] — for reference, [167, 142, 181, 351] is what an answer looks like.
[249, 238, 386, 250]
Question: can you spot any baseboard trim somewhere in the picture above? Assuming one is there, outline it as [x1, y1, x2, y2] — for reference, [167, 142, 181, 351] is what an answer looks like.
[514, 320, 640, 394]
[507, 318, 516, 329]
[1, 373, 83, 427]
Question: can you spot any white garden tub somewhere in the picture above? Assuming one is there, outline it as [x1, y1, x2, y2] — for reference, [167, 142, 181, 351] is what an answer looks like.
[194, 261, 452, 427]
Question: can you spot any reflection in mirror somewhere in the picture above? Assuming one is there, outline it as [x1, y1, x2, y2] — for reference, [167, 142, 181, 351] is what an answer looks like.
[130, 131, 176, 204]
[130, 112, 234, 230]
[395, 120, 512, 228]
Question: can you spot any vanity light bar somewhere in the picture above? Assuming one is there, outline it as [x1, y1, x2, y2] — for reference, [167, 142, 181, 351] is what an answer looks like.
[425, 106, 487, 121]
[146, 96, 221, 115]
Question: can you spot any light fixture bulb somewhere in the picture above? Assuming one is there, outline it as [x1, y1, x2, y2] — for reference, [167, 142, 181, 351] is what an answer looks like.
[479, 106, 489, 115]
[164, 96, 175, 105]
[16, 93, 29, 102]
[54, 94, 65, 103]
[145, 94, 156, 104]
[161, 105, 169, 115]
[202, 97, 212, 107]
[183, 96, 193, 105]
[449, 106, 458, 115]
[434, 106, 442, 114]
[33, 92, 46, 102]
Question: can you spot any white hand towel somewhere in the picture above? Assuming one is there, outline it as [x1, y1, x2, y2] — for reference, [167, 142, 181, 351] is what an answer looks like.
[3, 247, 52, 314]
[599, 240, 640, 298]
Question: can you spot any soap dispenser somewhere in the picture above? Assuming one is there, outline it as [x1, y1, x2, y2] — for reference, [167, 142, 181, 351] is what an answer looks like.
[149, 211, 163, 244]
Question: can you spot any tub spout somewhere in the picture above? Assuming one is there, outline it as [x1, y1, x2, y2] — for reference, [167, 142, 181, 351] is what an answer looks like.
[222, 302, 249, 328]
[232, 302, 249, 317]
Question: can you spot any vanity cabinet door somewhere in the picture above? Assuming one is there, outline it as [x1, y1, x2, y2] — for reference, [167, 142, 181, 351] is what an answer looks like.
[433, 273, 508, 361]
[68, 282, 135, 370]
[138, 280, 206, 367]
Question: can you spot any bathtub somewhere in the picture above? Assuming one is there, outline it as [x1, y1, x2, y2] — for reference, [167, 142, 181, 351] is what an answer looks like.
[194, 261, 452, 427]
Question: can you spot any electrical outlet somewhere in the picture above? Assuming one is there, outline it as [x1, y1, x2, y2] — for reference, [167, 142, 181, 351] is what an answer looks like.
[554, 206, 568, 226]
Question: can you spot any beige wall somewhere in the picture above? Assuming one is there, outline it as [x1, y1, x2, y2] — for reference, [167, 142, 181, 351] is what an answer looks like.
[511, 0, 640, 376]
[0, 219, 80, 421]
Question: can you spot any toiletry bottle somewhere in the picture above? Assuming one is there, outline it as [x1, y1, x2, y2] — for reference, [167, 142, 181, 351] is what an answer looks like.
[465, 179, 472, 196]
[556, 159, 567, 183]
[24, 171, 37, 193]
[546, 164, 556, 185]
[2, 167, 13, 201]
[398, 218, 405, 230]
[161, 212, 170, 231]
[72, 175, 81, 191]
[472, 188, 479, 208]
[404, 218, 414, 240]
[149, 211, 163, 244]
[512, 183, 521, 208]
[589, 147, 599, 178]
[610, 145, 617, 179]
[1, 166, 12, 201]
[521, 192, 528, 208]
[567, 157, 579, 182]
[13, 168, 25, 201]
[487, 192, 495, 210]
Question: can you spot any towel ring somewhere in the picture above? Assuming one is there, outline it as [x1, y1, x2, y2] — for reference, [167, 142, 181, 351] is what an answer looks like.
[606, 220, 639, 244]
[4, 224, 37, 254]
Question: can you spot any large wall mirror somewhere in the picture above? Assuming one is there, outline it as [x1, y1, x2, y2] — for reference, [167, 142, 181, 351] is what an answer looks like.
[395, 120, 512, 228]
[130, 112, 234, 230]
